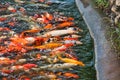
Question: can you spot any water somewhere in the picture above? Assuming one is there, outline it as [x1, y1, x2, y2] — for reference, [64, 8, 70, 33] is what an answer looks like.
[0, 0, 96, 80]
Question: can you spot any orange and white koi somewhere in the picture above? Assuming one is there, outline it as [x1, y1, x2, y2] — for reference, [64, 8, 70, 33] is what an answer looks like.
[10, 37, 35, 46]
[0, 27, 10, 31]
[10, 63, 37, 71]
[7, 6, 16, 13]
[52, 43, 74, 52]
[64, 53, 78, 60]
[45, 12, 53, 21]
[19, 29, 41, 38]
[37, 14, 49, 24]
[0, 57, 16, 65]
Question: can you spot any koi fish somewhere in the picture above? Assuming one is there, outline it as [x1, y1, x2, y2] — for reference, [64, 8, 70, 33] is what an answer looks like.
[23, 63, 38, 70]
[37, 14, 49, 24]
[32, 63, 77, 71]
[52, 43, 74, 52]
[0, 27, 10, 31]
[0, 57, 16, 65]
[64, 40, 83, 45]
[8, 21, 16, 26]
[57, 54, 85, 66]
[64, 37, 78, 40]
[10, 37, 32, 46]
[0, 42, 27, 54]
[20, 29, 41, 38]
[43, 27, 78, 37]
[1, 69, 13, 74]
[65, 53, 78, 60]
[57, 21, 74, 28]
[63, 72, 79, 79]
[0, 17, 7, 22]
[44, 24, 53, 29]
[7, 6, 16, 13]
[10, 36, 46, 46]
[19, 7, 26, 12]
[14, 0, 25, 3]
[11, 63, 37, 71]
[35, 42, 63, 49]
[45, 12, 53, 20]
[70, 34, 81, 38]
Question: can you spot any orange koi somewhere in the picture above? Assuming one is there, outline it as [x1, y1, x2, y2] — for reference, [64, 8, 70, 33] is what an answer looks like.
[2, 77, 7, 80]
[57, 21, 74, 28]
[34, 37, 48, 46]
[1, 69, 13, 74]
[45, 12, 53, 20]
[20, 29, 41, 38]
[63, 72, 79, 79]
[37, 15, 49, 24]
[67, 17, 74, 21]
[10, 9, 17, 13]
[64, 37, 78, 40]
[36, 54, 41, 59]
[10, 37, 30, 46]
[23, 78, 31, 80]
[3, 42, 27, 53]
[0, 17, 7, 22]
[0, 27, 10, 31]
[35, 43, 63, 49]
[44, 24, 53, 29]
[23, 63, 37, 70]
[57, 55, 85, 66]
[18, 75, 31, 80]
[39, 0, 45, 2]
[0, 8, 7, 12]
[0, 46, 5, 51]
[8, 22, 16, 26]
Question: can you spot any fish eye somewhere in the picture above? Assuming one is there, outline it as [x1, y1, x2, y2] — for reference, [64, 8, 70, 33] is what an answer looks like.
[47, 38, 51, 42]
[73, 27, 77, 31]
[40, 30, 44, 33]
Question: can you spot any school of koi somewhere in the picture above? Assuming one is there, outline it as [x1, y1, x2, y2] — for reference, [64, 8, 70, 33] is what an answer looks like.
[0, 0, 85, 80]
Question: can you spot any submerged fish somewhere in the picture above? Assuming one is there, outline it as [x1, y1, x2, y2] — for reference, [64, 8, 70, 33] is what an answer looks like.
[32, 63, 77, 71]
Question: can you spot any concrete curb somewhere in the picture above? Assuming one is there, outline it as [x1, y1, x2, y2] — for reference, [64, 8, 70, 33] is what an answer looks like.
[75, 0, 120, 80]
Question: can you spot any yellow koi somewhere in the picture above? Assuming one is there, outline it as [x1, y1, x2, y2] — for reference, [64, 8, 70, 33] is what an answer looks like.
[57, 55, 85, 66]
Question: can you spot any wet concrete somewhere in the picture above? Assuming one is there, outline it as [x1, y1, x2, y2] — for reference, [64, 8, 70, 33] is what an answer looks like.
[75, 0, 120, 80]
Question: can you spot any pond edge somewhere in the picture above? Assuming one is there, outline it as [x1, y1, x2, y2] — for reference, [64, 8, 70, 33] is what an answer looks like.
[75, 0, 120, 80]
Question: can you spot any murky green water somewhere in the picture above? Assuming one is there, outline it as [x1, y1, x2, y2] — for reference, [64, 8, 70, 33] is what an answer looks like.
[0, 0, 96, 80]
